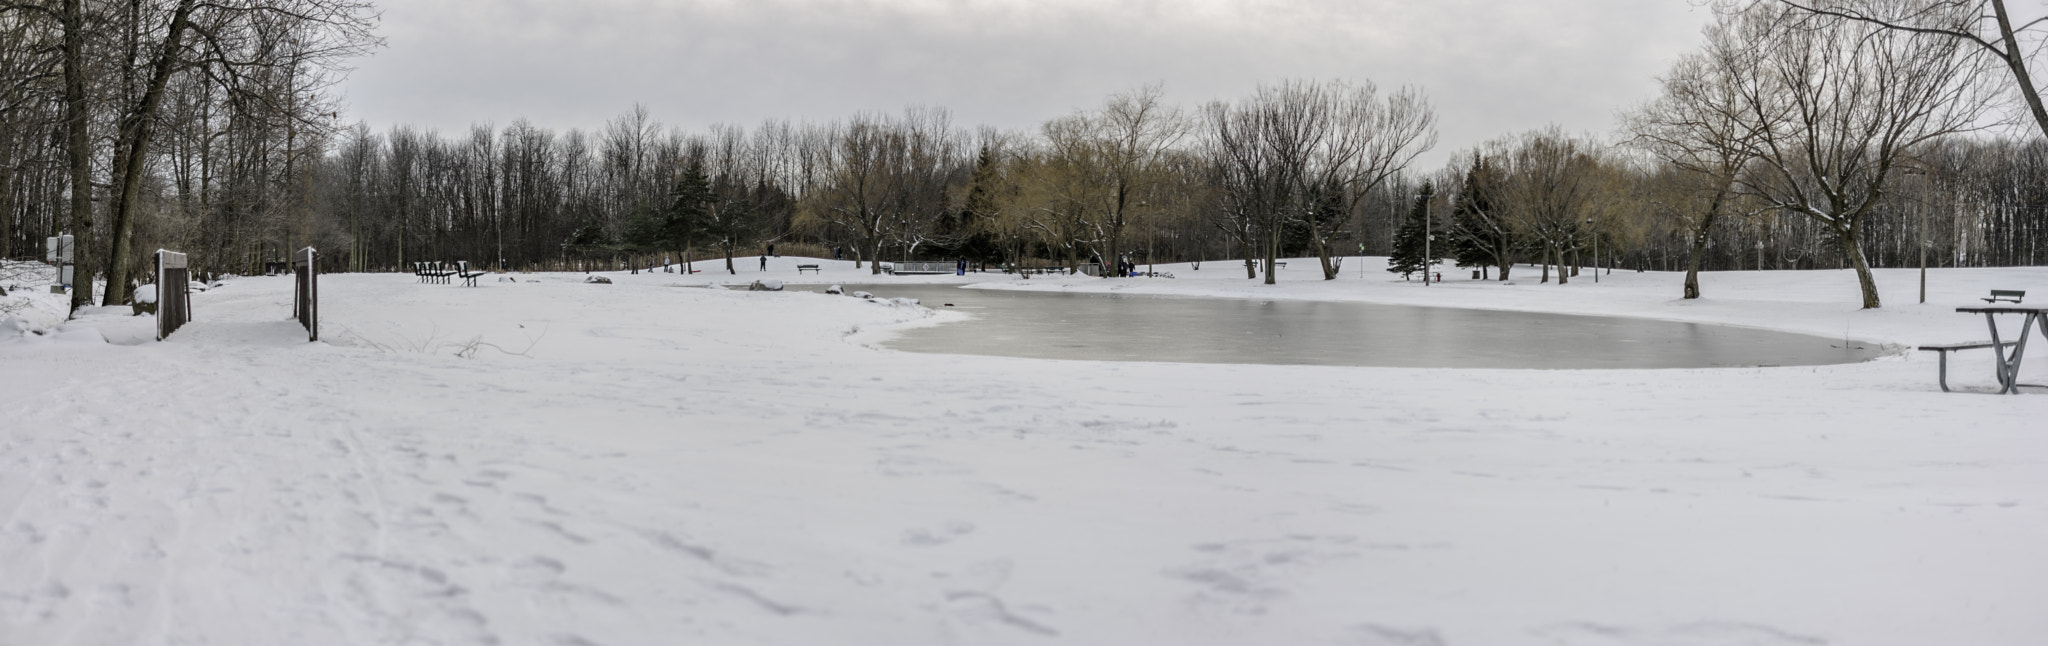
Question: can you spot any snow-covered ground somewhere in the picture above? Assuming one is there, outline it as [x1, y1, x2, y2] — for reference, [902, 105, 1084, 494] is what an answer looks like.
[2, 257, 2044, 646]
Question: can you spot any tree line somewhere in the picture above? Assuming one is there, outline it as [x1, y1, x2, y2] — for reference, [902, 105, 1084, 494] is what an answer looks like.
[3, 0, 2045, 310]
[0, 0, 377, 310]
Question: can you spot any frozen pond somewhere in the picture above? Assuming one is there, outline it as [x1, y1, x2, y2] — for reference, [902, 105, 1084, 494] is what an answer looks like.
[821, 284, 1883, 369]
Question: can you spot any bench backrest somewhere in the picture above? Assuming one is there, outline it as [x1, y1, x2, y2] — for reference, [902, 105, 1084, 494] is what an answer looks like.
[1991, 290, 2025, 297]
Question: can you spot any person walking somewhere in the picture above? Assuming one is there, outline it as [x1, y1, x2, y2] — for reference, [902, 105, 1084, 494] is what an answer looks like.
[759, 255, 768, 271]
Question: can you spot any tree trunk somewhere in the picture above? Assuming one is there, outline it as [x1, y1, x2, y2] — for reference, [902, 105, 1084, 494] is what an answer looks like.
[1313, 233, 1336, 280]
[867, 237, 882, 275]
[1840, 226, 1881, 309]
[1262, 221, 1278, 286]
[0, 147, 13, 260]
[1557, 243, 1569, 285]
[62, 0, 93, 313]
[1992, 1, 2048, 141]
[1540, 246, 1552, 284]
[1683, 228, 1709, 300]
[103, 0, 197, 307]
[1682, 188, 1727, 300]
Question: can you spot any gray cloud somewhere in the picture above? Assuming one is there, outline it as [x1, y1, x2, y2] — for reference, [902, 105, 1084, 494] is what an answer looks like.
[341, 0, 1715, 166]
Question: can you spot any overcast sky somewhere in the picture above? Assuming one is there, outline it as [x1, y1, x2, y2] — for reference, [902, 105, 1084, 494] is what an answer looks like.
[338, 0, 1718, 169]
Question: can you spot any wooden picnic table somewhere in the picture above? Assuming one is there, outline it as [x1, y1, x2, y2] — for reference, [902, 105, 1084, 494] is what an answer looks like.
[1956, 304, 2048, 394]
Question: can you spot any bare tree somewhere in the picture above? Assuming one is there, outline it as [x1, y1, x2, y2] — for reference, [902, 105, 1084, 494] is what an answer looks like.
[1724, 3, 1997, 307]
[1772, 0, 2048, 139]
[1626, 26, 1766, 299]
[1205, 80, 1435, 284]
[1038, 85, 1188, 277]
[1495, 128, 1602, 285]
[795, 108, 963, 274]
[1300, 82, 1436, 280]
[100, 0, 377, 306]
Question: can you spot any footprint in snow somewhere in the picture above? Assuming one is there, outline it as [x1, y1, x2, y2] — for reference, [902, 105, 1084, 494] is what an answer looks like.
[901, 520, 977, 547]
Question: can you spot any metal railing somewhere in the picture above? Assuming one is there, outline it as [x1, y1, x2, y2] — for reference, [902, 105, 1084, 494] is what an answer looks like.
[891, 260, 957, 275]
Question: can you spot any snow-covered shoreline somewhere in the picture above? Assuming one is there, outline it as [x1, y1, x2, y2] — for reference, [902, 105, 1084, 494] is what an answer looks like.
[3, 258, 2044, 645]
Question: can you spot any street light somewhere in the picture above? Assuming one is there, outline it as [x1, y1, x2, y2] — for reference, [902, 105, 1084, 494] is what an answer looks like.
[1899, 167, 1932, 303]
[1419, 192, 1432, 286]
[1586, 217, 1598, 284]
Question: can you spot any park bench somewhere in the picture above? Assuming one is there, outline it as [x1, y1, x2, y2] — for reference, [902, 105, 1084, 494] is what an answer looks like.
[1984, 289, 2025, 303]
[414, 262, 429, 283]
[1918, 341, 2020, 392]
[797, 264, 821, 274]
[457, 261, 489, 287]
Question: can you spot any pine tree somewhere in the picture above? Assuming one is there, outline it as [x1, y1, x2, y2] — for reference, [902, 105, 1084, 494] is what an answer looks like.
[563, 222, 613, 271]
[1386, 182, 1438, 279]
[703, 175, 762, 274]
[1446, 155, 1512, 281]
[665, 160, 715, 270]
[944, 146, 1006, 266]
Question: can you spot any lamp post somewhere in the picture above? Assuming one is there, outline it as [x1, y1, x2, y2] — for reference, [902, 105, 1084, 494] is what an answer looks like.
[1901, 167, 1929, 303]
[1419, 192, 1432, 286]
[1586, 217, 1598, 284]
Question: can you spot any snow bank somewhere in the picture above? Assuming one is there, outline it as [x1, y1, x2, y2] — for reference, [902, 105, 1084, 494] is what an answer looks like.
[0, 286, 68, 338]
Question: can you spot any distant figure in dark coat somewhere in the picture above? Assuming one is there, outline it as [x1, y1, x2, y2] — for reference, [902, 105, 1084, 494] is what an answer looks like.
[759, 255, 768, 271]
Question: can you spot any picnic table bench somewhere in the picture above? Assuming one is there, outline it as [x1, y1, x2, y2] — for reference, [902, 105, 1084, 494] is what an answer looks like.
[1918, 341, 2020, 392]
[1942, 302, 2048, 394]
[413, 261, 471, 285]
[1984, 289, 2025, 303]
[796, 264, 821, 274]
[456, 260, 489, 287]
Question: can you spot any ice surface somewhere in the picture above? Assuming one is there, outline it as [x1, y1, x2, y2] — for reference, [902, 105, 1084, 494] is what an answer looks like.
[1, 257, 2044, 645]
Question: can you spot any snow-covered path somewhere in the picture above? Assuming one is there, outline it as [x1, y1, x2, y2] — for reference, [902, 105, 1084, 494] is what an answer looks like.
[2, 263, 2045, 645]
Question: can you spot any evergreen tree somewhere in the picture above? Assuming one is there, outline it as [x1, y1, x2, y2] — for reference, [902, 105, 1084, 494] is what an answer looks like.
[1386, 182, 1439, 279]
[945, 146, 1007, 266]
[622, 205, 662, 253]
[563, 222, 614, 271]
[1445, 155, 1513, 281]
[703, 175, 762, 274]
[665, 160, 715, 270]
